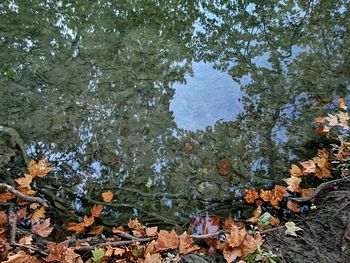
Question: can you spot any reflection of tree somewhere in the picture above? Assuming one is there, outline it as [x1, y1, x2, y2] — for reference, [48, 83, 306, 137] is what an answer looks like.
[0, 0, 349, 226]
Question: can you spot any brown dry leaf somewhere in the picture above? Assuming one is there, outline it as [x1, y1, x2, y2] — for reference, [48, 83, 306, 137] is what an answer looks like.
[112, 225, 124, 233]
[317, 149, 329, 159]
[46, 242, 69, 262]
[31, 207, 46, 224]
[32, 218, 53, 237]
[217, 159, 232, 176]
[226, 227, 246, 248]
[15, 174, 33, 189]
[19, 235, 32, 245]
[270, 216, 280, 226]
[223, 216, 236, 230]
[300, 160, 316, 174]
[67, 222, 85, 234]
[246, 206, 262, 224]
[146, 226, 158, 237]
[144, 240, 157, 256]
[3, 250, 45, 263]
[223, 246, 242, 263]
[312, 157, 328, 169]
[0, 211, 8, 225]
[28, 159, 52, 178]
[0, 192, 16, 202]
[179, 232, 200, 255]
[243, 188, 259, 203]
[155, 230, 179, 251]
[114, 247, 126, 256]
[83, 216, 95, 227]
[128, 218, 144, 231]
[62, 248, 83, 263]
[259, 189, 273, 202]
[289, 164, 303, 177]
[314, 116, 325, 123]
[102, 191, 113, 202]
[145, 253, 162, 263]
[16, 207, 28, 220]
[283, 176, 302, 192]
[241, 234, 263, 257]
[184, 143, 193, 151]
[287, 200, 300, 213]
[273, 185, 288, 200]
[88, 225, 104, 236]
[90, 204, 103, 218]
[315, 167, 332, 179]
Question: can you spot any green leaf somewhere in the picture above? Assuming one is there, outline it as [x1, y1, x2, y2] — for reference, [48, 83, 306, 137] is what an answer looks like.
[92, 247, 105, 263]
[132, 247, 143, 257]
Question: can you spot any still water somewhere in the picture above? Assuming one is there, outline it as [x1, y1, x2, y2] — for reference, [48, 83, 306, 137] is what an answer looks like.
[0, 1, 349, 225]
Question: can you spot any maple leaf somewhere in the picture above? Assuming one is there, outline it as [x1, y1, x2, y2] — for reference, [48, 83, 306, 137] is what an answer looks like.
[179, 232, 200, 255]
[90, 204, 104, 218]
[128, 218, 144, 231]
[46, 242, 68, 262]
[91, 247, 105, 263]
[112, 225, 125, 233]
[155, 230, 179, 251]
[243, 188, 259, 203]
[31, 207, 46, 224]
[88, 225, 104, 235]
[287, 200, 300, 213]
[259, 189, 273, 202]
[67, 222, 85, 234]
[223, 216, 237, 230]
[223, 246, 242, 263]
[114, 247, 126, 256]
[217, 159, 232, 176]
[28, 159, 52, 178]
[15, 174, 33, 189]
[300, 160, 316, 174]
[32, 218, 53, 237]
[226, 227, 246, 248]
[284, 222, 303, 237]
[273, 185, 288, 200]
[82, 215, 95, 227]
[241, 234, 263, 257]
[102, 191, 113, 202]
[317, 149, 329, 159]
[283, 176, 301, 192]
[146, 226, 158, 237]
[289, 164, 303, 177]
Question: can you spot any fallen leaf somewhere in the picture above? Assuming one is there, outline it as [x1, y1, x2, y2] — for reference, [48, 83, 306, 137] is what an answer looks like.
[273, 185, 288, 200]
[91, 247, 105, 263]
[0, 211, 8, 225]
[62, 248, 83, 263]
[90, 204, 103, 218]
[102, 191, 113, 202]
[315, 167, 332, 179]
[32, 219, 53, 237]
[46, 242, 68, 262]
[287, 200, 300, 213]
[112, 225, 124, 234]
[289, 164, 303, 177]
[31, 207, 46, 224]
[241, 234, 263, 256]
[179, 232, 200, 254]
[83, 216, 95, 227]
[146, 226, 158, 237]
[15, 174, 33, 189]
[223, 217, 237, 230]
[128, 218, 144, 231]
[246, 206, 262, 224]
[300, 160, 316, 174]
[3, 250, 45, 263]
[283, 176, 301, 192]
[223, 246, 242, 263]
[226, 227, 246, 248]
[184, 143, 193, 151]
[114, 247, 126, 256]
[339, 97, 347, 109]
[259, 189, 273, 202]
[217, 159, 232, 176]
[19, 235, 32, 245]
[67, 222, 85, 234]
[88, 225, 104, 235]
[0, 192, 16, 202]
[28, 159, 52, 178]
[314, 116, 325, 123]
[155, 230, 179, 251]
[145, 253, 162, 263]
[301, 188, 315, 197]
[243, 188, 259, 203]
[284, 222, 303, 237]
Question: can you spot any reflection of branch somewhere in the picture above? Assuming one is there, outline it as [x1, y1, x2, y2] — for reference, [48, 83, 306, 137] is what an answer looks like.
[0, 125, 29, 164]
[0, 183, 47, 206]
[289, 176, 350, 202]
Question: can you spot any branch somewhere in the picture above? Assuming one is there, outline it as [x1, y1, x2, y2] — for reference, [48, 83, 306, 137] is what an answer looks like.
[0, 183, 47, 207]
[289, 176, 350, 202]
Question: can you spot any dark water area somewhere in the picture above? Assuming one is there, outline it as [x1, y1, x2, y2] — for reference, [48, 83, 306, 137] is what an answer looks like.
[0, 1, 349, 225]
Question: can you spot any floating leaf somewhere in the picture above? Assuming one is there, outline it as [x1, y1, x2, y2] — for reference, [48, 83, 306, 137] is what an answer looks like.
[102, 191, 113, 202]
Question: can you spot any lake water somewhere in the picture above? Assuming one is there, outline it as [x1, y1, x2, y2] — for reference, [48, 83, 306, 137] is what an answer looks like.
[0, 1, 349, 225]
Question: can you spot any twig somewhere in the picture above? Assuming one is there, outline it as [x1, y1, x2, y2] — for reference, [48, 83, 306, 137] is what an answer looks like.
[0, 183, 47, 207]
[12, 243, 49, 256]
[8, 204, 17, 244]
[73, 237, 156, 252]
[289, 176, 350, 202]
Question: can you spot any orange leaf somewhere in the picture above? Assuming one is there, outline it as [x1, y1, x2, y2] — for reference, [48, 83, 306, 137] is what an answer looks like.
[102, 191, 113, 202]
[246, 206, 262, 224]
[31, 207, 46, 224]
[243, 188, 259, 203]
[83, 216, 95, 227]
[289, 164, 303, 177]
[270, 216, 280, 226]
[223, 216, 237, 230]
[15, 174, 33, 189]
[19, 235, 32, 245]
[184, 143, 193, 151]
[179, 232, 200, 255]
[300, 160, 316, 174]
[32, 218, 53, 237]
[241, 234, 262, 256]
[155, 230, 179, 251]
[113, 247, 126, 256]
[46, 242, 68, 262]
[314, 116, 325, 123]
[112, 225, 124, 233]
[259, 189, 273, 202]
[287, 200, 300, 213]
[223, 246, 242, 263]
[283, 176, 301, 192]
[88, 225, 104, 235]
[301, 188, 315, 197]
[145, 253, 162, 263]
[28, 159, 52, 178]
[0, 192, 16, 202]
[226, 227, 246, 248]
[146, 226, 158, 237]
[273, 185, 288, 200]
[4, 250, 45, 263]
[317, 149, 329, 159]
[217, 159, 232, 176]
[128, 218, 144, 231]
[315, 167, 332, 179]
[90, 204, 103, 218]
[67, 222, 85, 234]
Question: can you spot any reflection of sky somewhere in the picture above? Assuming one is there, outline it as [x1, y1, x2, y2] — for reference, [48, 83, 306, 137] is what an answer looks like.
[170, 62, 244, 131]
